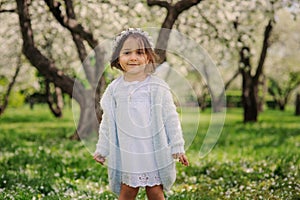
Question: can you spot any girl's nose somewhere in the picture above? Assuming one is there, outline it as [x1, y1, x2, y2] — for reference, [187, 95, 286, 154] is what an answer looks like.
[129, 52, 138, 60]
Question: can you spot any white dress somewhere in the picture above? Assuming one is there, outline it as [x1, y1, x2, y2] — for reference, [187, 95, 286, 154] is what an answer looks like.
[114, 76, 162, 187]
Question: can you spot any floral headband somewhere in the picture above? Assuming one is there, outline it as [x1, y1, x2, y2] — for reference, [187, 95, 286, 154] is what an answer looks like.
[112, 28, 154, 52]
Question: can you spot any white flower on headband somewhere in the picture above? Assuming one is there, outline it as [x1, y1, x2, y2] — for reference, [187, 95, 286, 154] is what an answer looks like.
[112, 28, 154, 52]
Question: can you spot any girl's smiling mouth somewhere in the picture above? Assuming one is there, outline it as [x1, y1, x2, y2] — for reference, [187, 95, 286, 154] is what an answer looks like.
[128, 63, 140, 66]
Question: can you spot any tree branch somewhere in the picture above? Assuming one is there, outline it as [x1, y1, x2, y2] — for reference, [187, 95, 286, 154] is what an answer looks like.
[254, 18, 273, 83]
[44, 0, 98, 49]
[147, 0, 170, 9]
[225, 70, 240, 90]
[0, 8, 16, 13]
[45, 79, 63, 117]
[63, 0, 96, 86]
[149, 0, 202, 63]
[46, 0, 105, 88]
[0, 54, 21, 116]
[174, 0, 202, 14]
[16, 0, 85, 103]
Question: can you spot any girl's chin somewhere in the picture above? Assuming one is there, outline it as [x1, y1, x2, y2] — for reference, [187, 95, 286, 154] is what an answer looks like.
[125, 66, 146, 73]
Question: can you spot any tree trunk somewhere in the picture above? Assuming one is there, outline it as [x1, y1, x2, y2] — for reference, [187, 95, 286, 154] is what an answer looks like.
[197, 93, 207, 111]
[238, 18, 273, 123]
[70, 74, 106, 140]
[16, 0, 99, 140]
[295, 93, 300, 116]
[242, 73, 258, 122]
[44, 0, 107, 139]
[70, 91, 99, 140]
[239, 45, 258, 122]
[213, 96, 226, 113]
[279, 102, 285, 111]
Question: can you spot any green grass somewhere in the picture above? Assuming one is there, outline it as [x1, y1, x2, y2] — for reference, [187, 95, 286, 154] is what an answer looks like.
[0, 104, 299, 199]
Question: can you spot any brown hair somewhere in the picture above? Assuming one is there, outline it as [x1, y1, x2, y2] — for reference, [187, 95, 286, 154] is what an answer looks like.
[110, 33, 157, 73]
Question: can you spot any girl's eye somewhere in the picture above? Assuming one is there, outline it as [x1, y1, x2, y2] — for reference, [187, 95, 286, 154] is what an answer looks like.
[123, 52, 130, 55]
[137, 50, 145, 55]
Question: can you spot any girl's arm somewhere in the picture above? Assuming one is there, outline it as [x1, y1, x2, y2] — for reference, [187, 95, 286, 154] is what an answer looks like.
[94, 112, 110, 164]
[93, 153, 105, 165]
[162, 88, 189, 166]
[172, 153, 189, 166]
[94, 84, 113, 164]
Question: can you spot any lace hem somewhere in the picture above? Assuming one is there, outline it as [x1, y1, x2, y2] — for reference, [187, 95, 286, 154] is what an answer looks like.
[121, 171, 162, 188]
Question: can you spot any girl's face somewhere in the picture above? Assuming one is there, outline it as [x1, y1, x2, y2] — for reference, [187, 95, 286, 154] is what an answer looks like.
[119, 36, 149, 77]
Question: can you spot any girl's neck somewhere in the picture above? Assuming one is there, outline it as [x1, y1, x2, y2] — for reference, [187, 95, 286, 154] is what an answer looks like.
[123, 73, 148, 82]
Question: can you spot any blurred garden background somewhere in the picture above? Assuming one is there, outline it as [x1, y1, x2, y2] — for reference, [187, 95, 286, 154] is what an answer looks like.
[0, 0, 300, 199]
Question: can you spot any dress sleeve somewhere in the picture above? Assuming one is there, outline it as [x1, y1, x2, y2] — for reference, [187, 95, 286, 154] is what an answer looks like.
[162, 88, 185, 154]
[95, 111, 110, 157]
[94, 85, 112, 157]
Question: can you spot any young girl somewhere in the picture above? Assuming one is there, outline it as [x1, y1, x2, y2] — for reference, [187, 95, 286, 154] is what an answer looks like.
[93, 28, 189, 200]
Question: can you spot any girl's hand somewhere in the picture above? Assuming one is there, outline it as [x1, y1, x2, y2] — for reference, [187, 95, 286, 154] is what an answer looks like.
[172, 153, 189, 166]
[93, 153, 106, 165]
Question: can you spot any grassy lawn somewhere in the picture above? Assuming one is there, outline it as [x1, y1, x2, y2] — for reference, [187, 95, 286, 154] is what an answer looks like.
[0, 105, 299, 199]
